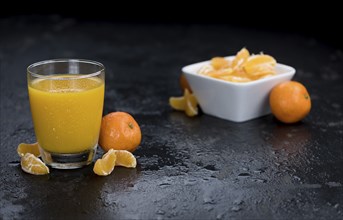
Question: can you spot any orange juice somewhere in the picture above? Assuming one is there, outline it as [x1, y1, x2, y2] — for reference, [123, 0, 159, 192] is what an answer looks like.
[28, 75, 104, 154]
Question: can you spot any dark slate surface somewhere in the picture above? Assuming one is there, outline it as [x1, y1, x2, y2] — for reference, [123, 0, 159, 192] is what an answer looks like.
[1, 15, 343, 219]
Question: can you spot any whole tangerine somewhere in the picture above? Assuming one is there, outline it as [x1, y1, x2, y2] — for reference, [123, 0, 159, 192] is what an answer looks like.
[99, 112, 141, 152]
[269, 81, 311, 123]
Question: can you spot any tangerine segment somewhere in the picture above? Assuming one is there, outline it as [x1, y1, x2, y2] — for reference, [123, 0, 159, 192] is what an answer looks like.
[21, 153, 49, 175]
[185, 100, 198, 117]
[269, 81, 311, 123]
[17, 142, 40, 157]
[197, 65, 215, 75]
[184, 89, 198, 117]
[93, 149, 117, 176]
[114, 150, 137, 168]
[169, 89, 198, 117]
[207, 68, 233, 78]
[211, 57, 230, 70]
[169, 96, 186, 110]
[231, 48, 250, 69]
[197, 48, 277, 83]
[243, 55, 276, 75]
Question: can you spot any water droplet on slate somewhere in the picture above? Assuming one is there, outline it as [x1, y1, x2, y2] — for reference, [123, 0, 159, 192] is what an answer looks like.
[204, 164, 216, 171]
[238, 173, 251, 178]
[159, 183, 172, 188]
[293, 176, 301, 181]
[231, 206, 241, 212]
[325, 182, 342, 187]
[184, 179, 197, 186]
[233, 199, 243, 205]
[251, 178, 267, 183]
[156, 210, 165, 215]
[205, 206, 214, 211]
[8, 161, 20, 166]
[203, 195, 216, 204]
[254, 167, 266, 174]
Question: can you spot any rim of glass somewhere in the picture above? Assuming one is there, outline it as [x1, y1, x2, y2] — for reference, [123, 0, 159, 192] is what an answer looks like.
[27, 59, 105, 80]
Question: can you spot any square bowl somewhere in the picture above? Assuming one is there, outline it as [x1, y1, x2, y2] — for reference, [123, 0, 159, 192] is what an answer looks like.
[182, 56, 296, 122]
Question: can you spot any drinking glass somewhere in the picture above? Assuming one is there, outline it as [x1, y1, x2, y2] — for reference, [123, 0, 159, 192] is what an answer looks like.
[27, 59, 105, 169]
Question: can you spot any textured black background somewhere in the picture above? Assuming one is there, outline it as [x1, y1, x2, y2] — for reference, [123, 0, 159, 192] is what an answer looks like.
[2, 1, 342, 49]
[1, 3, 343, 219]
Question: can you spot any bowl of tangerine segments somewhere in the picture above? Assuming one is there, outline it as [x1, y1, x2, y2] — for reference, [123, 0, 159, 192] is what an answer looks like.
[170, 48, 311, 123]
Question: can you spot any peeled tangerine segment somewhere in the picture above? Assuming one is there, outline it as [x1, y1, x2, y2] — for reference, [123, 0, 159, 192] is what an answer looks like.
[246, 63, 276, 76]
[211, 57, 230, 70]
[114, 150, 137, 168]
[170, 89, 198, 117]
[231, 48, 250, 68]
[243, 55, 276, 75]
[184, 89, 198, 117]
[169, 96, 186, 110]
[21, 153, 49, 175]
[185, 100, 198, 117]
[17, 142, 40, 157]
[207, 68, 233, 78]
[93, 149, 117, 176]
[184, 89, 196, 108]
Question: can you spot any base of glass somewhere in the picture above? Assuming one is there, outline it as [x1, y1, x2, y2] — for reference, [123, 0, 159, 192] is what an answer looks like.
[40, 146, 97, 169]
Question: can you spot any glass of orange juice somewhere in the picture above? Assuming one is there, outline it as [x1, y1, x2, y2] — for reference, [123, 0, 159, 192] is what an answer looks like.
[27, 59, 105, 169]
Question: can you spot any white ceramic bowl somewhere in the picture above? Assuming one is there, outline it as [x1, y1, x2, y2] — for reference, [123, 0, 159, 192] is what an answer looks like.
[182, 56, 296, 122]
